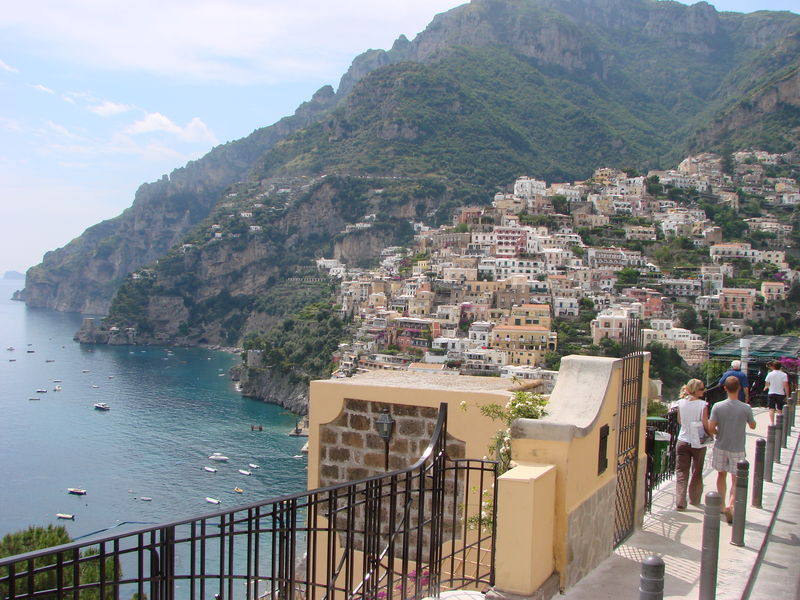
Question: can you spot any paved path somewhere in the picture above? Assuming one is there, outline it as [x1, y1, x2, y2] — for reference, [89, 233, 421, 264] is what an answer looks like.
[561, 407, 799, 600]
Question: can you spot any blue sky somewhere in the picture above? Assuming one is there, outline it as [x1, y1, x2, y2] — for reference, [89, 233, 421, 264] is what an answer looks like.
[0, 0, 797, 276]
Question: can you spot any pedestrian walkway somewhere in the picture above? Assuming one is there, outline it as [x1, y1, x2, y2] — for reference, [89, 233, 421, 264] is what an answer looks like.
[561, 407, 799, 600]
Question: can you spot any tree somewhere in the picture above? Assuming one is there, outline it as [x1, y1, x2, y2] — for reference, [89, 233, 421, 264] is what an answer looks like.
[678, 307, 698, 331]
[616, 267, 641, 286]
[0, 526, 117, 600]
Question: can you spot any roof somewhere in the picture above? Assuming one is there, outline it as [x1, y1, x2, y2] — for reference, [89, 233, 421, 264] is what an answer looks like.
[709, 335, 800, 361]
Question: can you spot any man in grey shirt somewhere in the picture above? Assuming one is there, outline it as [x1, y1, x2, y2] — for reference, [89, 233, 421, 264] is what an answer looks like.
[709, 376, 756, 523]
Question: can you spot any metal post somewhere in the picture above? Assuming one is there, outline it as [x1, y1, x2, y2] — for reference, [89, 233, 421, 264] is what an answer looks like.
[772, 424, 782, 465]
[781, 405, 791, 448]
[764, 426, 774, 483]
[777, 414, 786, 450]
[639, 555, 665, 600]
[700, 491, 721, 600]
[752, 439, 765, 509]
[731, 460, 748, 547]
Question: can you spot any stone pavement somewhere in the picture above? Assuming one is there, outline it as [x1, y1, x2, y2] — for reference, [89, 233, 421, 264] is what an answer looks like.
[560, 406, 799, 600]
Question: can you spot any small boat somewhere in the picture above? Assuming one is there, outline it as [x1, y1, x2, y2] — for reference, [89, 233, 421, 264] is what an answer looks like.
[94, 402, 110, 411]
[67, 488, 87, 495]
[91, 385, 99, 389]
[248, 463, 260, 469]
[27, 349, 35, 353]
[81, 369, 89, 373]
[108, 375, 114, 379]
[233, 487, 244, 494]
[9, 359, 16, 362]
[238, 469, 252, 476]
[203, 466, 217, 473]
[208, 453, 229, 462]
[292, 455, 304, 459]
[54, 385, 62, 391]
[28, 397, 40, 401]
[46, 359, 55, 363]
[139, 497, 152, 502]
[53, 379, 62, 383]
[205, 497, 221, 505]
[6, 346, 13, 351]
[56, 513, 75, 520]
[36, 388, 47, 394]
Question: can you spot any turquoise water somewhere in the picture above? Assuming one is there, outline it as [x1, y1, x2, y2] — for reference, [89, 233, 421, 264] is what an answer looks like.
[0, 280, 307, 541]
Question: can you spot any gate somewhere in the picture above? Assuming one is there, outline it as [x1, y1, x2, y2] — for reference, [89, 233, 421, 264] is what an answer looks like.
[613, 316, 645, 546]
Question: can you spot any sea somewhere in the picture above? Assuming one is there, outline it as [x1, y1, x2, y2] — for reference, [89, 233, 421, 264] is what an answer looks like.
[0, 279, 307, 542]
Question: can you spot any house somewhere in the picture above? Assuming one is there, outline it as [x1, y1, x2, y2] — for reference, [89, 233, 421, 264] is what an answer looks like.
[491, 324, 557, 367]
[719, 288, 757, 319]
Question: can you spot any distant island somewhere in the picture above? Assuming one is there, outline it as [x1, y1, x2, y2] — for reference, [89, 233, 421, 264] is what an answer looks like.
[3, 271, 24, 281]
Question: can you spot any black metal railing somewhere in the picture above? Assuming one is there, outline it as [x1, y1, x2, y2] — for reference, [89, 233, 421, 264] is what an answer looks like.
[644, 409, 679, 511]
[1, 404, 497, 600]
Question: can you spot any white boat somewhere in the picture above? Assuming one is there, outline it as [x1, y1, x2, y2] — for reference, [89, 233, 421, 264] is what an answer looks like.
[205, 497, 221, 505]
[94, 402, 110, 411]
[248, 463, 260, 469]
[91, 385, 100, 389]
[56, 513, 75, 520]
[208, 453, 229, 462]
[36, 388, 47, 394]
[81, 369, 90, 373]
[108, 375, 114, 379]
[6, 346, 13, 351]
[140, 497, 152, 502]
[203, 466, 217, 473]
[53, 385, 62, 391]
[238, 469, 252, 476]
[67, 488, 87, 495]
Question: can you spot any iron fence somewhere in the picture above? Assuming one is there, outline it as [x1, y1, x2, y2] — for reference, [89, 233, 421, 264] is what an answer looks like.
[644, 409, 679, 511]
[1, 404, 496, 600]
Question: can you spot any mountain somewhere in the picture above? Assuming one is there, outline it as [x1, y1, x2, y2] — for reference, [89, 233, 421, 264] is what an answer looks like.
[3, 271, 25, 281]
[25, 0, 800, 321]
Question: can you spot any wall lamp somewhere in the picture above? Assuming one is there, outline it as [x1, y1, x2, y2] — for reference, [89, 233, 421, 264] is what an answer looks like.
[375, 408, 395, 471]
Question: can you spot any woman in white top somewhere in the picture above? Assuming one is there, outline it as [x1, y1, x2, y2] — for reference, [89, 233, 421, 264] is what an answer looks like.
[675, 378, 712, 510]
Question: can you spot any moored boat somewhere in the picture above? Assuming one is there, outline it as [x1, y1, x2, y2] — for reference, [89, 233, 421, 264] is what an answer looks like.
[238, 469, 252, 476]
[94, 402, 110, 411]
[248, 463, 260, 469]
[203, 466, 217, 473]
[56, 513, 75, 520]
[208, 452, 229, 462]
[67, 488, 87, 495]
[205, 497, 221, 504]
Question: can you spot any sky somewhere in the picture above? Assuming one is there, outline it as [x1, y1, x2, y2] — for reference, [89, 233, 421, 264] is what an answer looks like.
[0, 0, 797, 276]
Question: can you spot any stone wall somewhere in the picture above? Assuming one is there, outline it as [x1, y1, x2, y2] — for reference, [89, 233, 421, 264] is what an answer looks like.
[318, 399, 467, 554]
[564, 478, 617, 588]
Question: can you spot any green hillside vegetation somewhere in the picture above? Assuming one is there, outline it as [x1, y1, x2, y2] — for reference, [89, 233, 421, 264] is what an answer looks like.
[242, 302, 351, 383]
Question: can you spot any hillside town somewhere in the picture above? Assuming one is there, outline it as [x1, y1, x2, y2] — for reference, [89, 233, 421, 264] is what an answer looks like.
[315, 151, 800, 390]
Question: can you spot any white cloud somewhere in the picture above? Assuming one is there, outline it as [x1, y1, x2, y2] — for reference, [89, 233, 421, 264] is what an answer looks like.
[0, 117, 23, 132]
[0, 1, 467, 84]
[0, 58, 19, 72]
[88, 100, 132, 116]
[44, 120, 79, 138]
[31, 83, 55, 94]
[125, 112, 217, 144]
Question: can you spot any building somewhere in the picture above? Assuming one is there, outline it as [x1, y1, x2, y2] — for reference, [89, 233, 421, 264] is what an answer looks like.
[491, 325, 558, 366]
[719, 288, 757, 319]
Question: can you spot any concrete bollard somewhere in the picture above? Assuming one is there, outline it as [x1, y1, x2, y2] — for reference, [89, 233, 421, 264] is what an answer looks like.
[783, 409, 790, 447]
[731, 460, 749, 547]
[764, 427, 774, 483]
[772, 424, 782, 465]
[777, 413, 786, 450]
[700, 491, 721, 600]
[752, 439, 765, 509]
[639, 555, 665, 600]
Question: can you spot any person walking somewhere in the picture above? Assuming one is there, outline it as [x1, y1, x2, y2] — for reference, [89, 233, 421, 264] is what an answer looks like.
[764, 360, 789, 425]
[709, 376, 756, 523]
[718, 360, 749, 404]
[674, 378, 711, 510]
